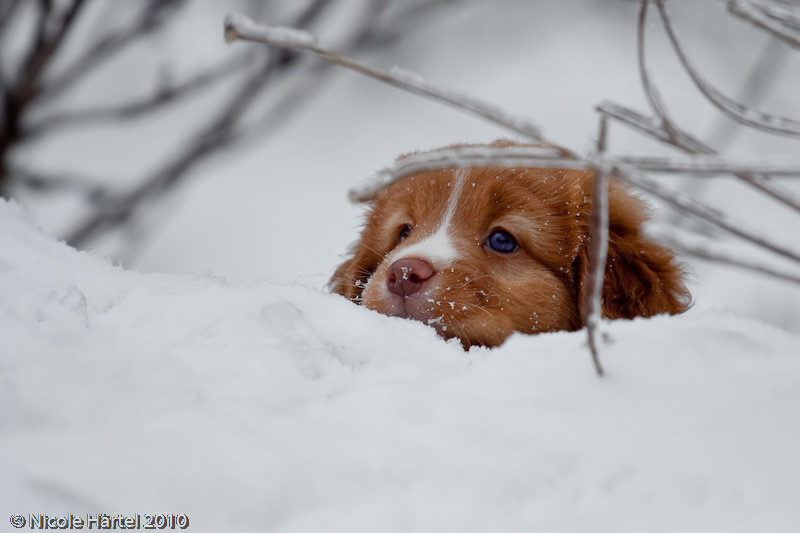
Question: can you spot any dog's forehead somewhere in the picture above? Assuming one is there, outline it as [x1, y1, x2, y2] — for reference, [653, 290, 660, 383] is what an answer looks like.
[371, 166, 586, 229]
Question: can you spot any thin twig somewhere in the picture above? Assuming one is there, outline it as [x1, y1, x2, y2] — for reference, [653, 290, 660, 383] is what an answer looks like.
[223, 13, 544, 142]
[650, 228, 800, 286]
[64, 0, 367, 247]
[584, 116, 610, 377]
[349, 143, 800, 203]
[637, 0, 683, 142]
[615, 154, 800, 175]
[728, 0, 800, 49]
[612, 162, 800, 265]
[706, 38, 788, 149]
[350, 145, 577, 202]
[656, 0, 800, 137]
[597, 101, 800, 214]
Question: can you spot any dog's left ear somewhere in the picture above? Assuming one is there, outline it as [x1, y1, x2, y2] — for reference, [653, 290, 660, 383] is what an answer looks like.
[575, 181, 691, 321]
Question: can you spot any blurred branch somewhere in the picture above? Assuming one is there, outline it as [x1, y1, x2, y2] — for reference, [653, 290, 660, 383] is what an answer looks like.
[63, 0, 376, 247]
[654, 0, 800, 137]
[40, 0, 188, 100]
[8, 164, 106, 200]
[26, 52, 255, 138]
[1, 0, 86, 190]
[0, 0, 23, 36]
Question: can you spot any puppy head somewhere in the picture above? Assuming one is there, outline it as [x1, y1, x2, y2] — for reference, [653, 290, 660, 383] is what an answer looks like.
[332, 144, 689, 348]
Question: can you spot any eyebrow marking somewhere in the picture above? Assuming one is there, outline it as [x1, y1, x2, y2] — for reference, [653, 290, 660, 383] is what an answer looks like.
[391, 169, 467, 267]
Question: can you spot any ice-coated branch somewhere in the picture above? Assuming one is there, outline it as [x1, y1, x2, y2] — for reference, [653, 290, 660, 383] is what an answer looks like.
[613, 162, 800, 265]
[350, 143, 800, 203]
[649, 227, 800, 286]
[637, 0, 683, 143]
[655, 0, 800, 138]
[597, 101, 800, 214]
[349, 145, 579, 202]
[223, 13, 544, 142]
[616, 154, 800, 176]
[584, 116, 611, 377]
[728, 0, 800, 49]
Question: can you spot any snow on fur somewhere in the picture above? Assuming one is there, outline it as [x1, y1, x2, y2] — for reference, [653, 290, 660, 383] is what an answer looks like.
[2, 199, 800, 532]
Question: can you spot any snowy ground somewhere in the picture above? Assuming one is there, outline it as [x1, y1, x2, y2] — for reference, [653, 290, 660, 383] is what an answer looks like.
[5, 1, 800, 531]
[3, 199, 800, 532]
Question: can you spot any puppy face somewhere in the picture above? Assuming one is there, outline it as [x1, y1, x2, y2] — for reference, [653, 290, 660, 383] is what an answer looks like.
[332, 144, 689, 348]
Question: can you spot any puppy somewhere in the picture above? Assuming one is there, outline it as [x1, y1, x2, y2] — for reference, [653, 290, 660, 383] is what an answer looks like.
[332, 141, 690, 348]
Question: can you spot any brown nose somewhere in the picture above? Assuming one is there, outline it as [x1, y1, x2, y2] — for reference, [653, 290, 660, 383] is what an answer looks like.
[386, 258, 435, 297]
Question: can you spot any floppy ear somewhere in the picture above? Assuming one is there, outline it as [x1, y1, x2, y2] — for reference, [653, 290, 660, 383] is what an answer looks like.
[575, 182, 690, 321]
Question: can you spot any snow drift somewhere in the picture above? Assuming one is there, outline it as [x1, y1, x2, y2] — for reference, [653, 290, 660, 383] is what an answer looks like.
[2, 199, 799, 532]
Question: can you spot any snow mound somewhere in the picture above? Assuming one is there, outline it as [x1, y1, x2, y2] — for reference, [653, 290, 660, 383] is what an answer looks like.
[2, 199, 799, 532]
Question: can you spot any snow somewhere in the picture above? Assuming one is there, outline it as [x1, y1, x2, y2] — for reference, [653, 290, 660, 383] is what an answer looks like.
[3, 199, 800, 531]
[224, 13, 318, 49]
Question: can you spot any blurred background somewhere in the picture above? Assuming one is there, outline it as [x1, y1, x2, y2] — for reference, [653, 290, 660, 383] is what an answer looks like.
[2, 0, 800, 332]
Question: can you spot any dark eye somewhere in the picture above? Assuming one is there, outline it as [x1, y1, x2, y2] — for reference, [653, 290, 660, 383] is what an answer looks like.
[398, 225, 412, 242]
[486, 229, 518, 253]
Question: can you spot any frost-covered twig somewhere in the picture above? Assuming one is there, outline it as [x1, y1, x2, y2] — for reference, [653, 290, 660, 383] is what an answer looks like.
[350, 145, 577, 202]
[637, 0, 683, 143]
[655, 0, 800, 138]
[350, 143, 800, 203]
[597, 101, 800, 214]
[584, 117, 610, 377]
[649, 227, 800, 286]
[728, 0, 800, 49]
[616, 154, 800, 176]
[223, 13, 544, 142]
[613, 162, 800, 265]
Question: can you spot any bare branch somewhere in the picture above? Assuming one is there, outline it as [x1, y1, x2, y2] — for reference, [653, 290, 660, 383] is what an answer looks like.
[728, 0, 800, 49]
[651, 227, 800, 286]
[706, 39, 789, 149]
[655, 0, 800, 138]
[350, 143, 800, 203]
[637, 0, 683, 143]
[584, 116, 610, 377]
[40, 1, 188, 100]
[224, 13, 545, 142]
[8, 164, 107, 200]
[25, 52, 255, 138]
[64, 0, 344, 247]
[350, 145, 577, 202]
[597, 101, 800, 214]
[613, 162, 800, 265]
[616, 154, 800, 176]
[0, 0, 24, 36]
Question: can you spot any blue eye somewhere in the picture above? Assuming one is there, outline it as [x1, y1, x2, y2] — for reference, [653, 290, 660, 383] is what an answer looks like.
[398, 225, 412, 242]
[487, 229, 518, 253]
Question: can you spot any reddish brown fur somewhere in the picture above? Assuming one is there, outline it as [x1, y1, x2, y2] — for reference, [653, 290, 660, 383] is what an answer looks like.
[331, 142, 690, 348]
